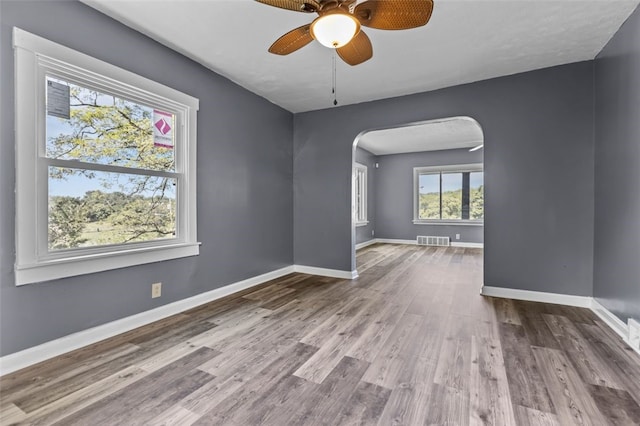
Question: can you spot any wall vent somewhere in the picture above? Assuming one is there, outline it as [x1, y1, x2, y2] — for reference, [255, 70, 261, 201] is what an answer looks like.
[417, 236, 451, 247]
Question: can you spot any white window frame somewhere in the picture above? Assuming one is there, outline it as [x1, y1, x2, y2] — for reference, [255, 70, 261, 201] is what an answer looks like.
[413, 163, 483, 226]
[353, 163, 368, 227]
[13, 28, 200, 285]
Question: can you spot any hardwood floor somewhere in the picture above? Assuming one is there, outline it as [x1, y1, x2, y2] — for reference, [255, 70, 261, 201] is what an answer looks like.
[1, 244, 639, 425]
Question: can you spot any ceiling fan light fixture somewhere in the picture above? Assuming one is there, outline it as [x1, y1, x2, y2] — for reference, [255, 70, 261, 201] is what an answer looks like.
[310, 12, 360, 49]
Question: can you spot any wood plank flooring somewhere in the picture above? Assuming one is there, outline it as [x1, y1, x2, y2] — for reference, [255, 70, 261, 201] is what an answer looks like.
[1, 244, 639, 425]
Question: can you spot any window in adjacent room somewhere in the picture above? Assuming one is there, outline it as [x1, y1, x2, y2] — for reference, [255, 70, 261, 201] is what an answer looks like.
[13, 28, 200, 285]
[414, 164, 483, 223]
[354, 163, 368, 226]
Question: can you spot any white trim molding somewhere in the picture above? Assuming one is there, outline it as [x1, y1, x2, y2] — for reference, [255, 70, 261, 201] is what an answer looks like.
[451, 242, 484, 248]
[375, 238, 417, 245]
[4, 269, 637, 376]
[0, 263, 361, 375]
[355, 239, 377, 250]
[0, 266, 294, 376]
[591, 299, 640, 356]
[482, 286, 640, 356]
[13, 27, 200, 285]
[293, 265, 358, 280]
[481, 286, 592, 308]
[591, 299, 629, 339]
[361, 238, 484, 249]
[412, 220, 483, 227]
[16, 243, 200, 286]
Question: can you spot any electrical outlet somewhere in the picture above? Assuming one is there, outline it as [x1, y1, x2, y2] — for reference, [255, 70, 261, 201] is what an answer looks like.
[151, 282, 162, 298]
[629, 319, 640, 351]
[456, 234, 460, 240]
[372, 230, 375, 236]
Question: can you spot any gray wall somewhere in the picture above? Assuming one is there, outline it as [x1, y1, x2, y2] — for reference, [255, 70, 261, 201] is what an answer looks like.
[4, 0, 627, 358]
[375, 148, 483, 244]
[354, 147, 376, 245]
[0, 1, 293, 356]
[593, 5, 640, 323]
[294, 61, 595, 296]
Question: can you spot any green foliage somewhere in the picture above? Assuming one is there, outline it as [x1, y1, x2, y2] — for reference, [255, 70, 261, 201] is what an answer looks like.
[419, 186, 484, 220]
[419, 192, 441, 219]
[47, 83, 173, 172]
[48, 190, 175, 249]
[48, 197, 88, 249]
[419, 189, 464, 220]
[470, 185, 484, 220]
[441, 189, 462, 220]
[83, 190, 124, 222]
[109, 194, 176, 243]
[47, 81, 176, 250]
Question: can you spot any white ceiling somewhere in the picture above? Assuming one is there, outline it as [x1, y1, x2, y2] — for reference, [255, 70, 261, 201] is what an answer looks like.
[83, 0, 639, 113]
[358, 116, 483, 155]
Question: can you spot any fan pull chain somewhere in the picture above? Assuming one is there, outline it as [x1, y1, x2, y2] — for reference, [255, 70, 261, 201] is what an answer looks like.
[332, 51, 338, 106]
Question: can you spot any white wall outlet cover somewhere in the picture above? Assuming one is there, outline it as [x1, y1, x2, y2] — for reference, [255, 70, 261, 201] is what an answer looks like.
[151, 282, 162, 298]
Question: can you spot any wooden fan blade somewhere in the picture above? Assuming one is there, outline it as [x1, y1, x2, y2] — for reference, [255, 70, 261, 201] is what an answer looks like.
[337, 30, 373, 66]
[255, 0, 320, 13]
[269, 24, 314, 55]
[355, 0, 434, 30]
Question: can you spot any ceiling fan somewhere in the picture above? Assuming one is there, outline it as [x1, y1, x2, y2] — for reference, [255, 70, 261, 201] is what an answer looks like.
[256, 0, 434, 66]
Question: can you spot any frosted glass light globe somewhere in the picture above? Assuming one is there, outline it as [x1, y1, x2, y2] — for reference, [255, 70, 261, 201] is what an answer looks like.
[310, 13, 360, 49]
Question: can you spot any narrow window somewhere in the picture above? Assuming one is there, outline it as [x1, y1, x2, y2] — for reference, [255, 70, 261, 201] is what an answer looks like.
[354, 163, 368, 226]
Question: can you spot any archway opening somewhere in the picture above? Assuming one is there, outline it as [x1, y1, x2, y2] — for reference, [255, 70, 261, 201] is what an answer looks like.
[351, 116, 485, 279]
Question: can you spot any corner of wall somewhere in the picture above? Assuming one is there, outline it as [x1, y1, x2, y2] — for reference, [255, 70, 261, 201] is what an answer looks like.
[591, 57, 597, 299]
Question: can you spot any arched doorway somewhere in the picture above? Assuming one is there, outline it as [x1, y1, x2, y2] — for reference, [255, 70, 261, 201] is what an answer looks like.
[351, 116, 485, 278]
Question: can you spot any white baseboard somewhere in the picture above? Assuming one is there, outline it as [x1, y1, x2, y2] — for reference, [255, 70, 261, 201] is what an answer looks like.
[371, 238, 483, 248]
[483, 286, 640, 356]
[293, 265, 358, 280]
[355, 239, 377, 250]
[0, 262, 361, 376]
[0, 266, 294, 376]
[481, 286, 592, 308]
[375, 238, 417, 245]
[591, 299, 640, 356]
[3, 266, 635, 376]
[451, 242, 484, 248]
[591, 299, 628, 339]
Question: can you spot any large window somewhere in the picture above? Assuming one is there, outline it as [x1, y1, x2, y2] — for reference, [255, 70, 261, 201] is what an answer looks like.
[353, 163, 368, 226]
[414, 164, 483, 224]
[14, 28, 199, 285]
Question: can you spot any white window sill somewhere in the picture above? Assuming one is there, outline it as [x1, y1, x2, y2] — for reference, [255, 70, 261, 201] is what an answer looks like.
[412, 220, 484, 227]
[15, 242, 200, 286]
[355, 221, 370, 227]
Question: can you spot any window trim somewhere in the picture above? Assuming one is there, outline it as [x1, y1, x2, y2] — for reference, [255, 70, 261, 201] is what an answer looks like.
[13, 28, 200, 285]
[413, 163, 483, 225]
[353, 163, 368, 227]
